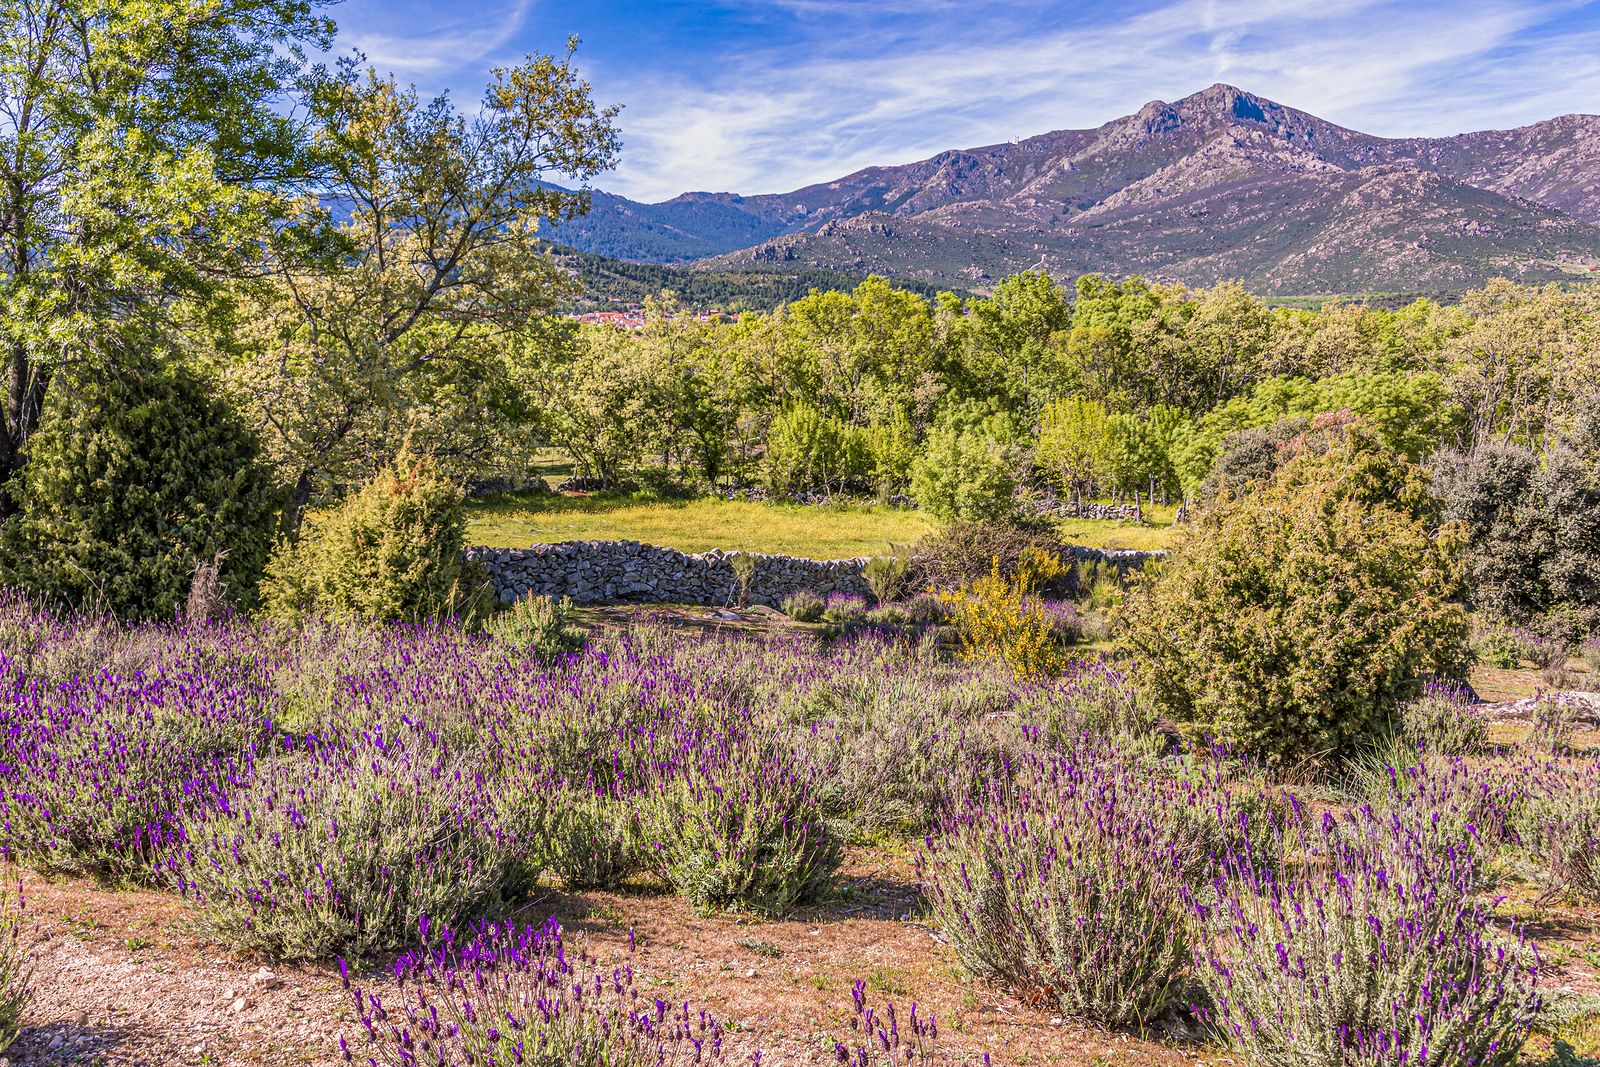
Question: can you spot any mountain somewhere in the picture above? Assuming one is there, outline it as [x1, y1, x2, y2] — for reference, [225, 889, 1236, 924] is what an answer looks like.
[546, 85, 1600, 295]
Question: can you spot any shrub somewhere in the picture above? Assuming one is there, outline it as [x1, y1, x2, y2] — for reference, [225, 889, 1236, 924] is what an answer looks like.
[907, 520, 1070, 597]
[821, 591, 869, 626]
[342, 915, 728, 1066]
[941, 550, 1068, 681]
[161, 745, 519, 961]
[1520, 764, 1600, 905]
[900, 592, 951, 626]
[486, 594, 585, 659]
[1399, 680, 1489, 756]
[1527, 695, 1582, 755]
[0, 881, 32, 1055]
[1, 361, 279, 620]
[727, 551, 758, 606]
[498, 778, 638, 890]
[645, 738, 840, 916]
[1432, 442, 1600, 625]
[261, 447, 480, 623]
[1190, 810, 1542, 1067]
[862, 553, 910, 604]
[1583, 637, 1600, 673]
[919, 751, 1231, 1028]
[0, 668, 269, 882]
[780, 589, 825, 623]
[1124, 429, 1469, 768]
[1471, 624, 1520, 669]
[864, 604, 910, 629]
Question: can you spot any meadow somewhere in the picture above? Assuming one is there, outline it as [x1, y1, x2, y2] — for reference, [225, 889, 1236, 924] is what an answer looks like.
[466, 490, 1178, 558]
[0, 595, 1597, 1065]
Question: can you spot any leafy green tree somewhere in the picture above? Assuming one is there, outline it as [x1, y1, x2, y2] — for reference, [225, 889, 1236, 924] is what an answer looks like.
[1124, 429, 1469, 767]
[909, 405, 1021, 522]
[1036, 396, 1110, 502]
[0, 0, 336, 505]
[2, 361, 279, 619]
[948, 271, 1071, 413]
[226, 42, 620, 527]
[1173, 371, 1462, 495]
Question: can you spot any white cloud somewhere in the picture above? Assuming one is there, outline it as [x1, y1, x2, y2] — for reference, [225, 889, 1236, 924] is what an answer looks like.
[592, 0, 1600, 201]
[341, 0, 536, 77]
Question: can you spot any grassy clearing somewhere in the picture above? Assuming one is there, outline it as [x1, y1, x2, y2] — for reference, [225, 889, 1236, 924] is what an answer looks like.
[466, 491, 937, 559]
[468, 489, 1183, 557]
[1052, 503, 1183, 552]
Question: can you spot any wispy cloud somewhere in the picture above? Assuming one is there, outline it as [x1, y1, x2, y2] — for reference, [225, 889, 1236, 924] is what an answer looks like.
[339, 0, 535, 77]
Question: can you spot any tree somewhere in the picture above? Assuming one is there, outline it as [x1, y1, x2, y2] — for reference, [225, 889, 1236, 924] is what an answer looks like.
[1123, 429, 1469, 767]
[909, 404, 1021, 522]
[0, 0, 335, 508]
[2, 360, 279, 619]
[225, 42, 620, 527]
[1037, 396, 1109, 502]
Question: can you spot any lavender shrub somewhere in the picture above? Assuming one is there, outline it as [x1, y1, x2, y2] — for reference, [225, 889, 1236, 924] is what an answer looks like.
[1400, 681, 1489, 756]
[1190, 807, 1543, 1067]
[0, 879, 31, 1054]
[645, 735, 840, 916]
[343, 915, 725, 1066]
[918, 748, 1263, 1028]
[160, 734, 521, 960]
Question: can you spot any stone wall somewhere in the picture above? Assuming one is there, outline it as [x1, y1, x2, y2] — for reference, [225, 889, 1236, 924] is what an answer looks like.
[467, 541, 873, 607]
[468, 539, 1167, 607]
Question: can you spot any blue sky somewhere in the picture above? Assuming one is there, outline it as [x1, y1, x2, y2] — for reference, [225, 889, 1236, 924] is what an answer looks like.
[331, 0, 1600, 202]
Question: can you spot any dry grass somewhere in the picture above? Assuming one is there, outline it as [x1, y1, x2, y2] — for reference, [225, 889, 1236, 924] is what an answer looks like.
[467, 492, 937, 559]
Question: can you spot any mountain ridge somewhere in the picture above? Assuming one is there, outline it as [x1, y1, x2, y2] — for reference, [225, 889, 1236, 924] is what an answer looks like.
[544, 85, 1600, 294]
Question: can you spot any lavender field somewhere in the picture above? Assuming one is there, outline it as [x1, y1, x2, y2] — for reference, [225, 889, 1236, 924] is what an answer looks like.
[0, 595, 1595, 1066]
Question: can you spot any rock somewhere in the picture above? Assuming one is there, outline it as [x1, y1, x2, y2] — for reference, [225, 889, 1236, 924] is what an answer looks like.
[47, 1035, 64, 1051]
[249, 967, 281, 990]
[230, 997, 249, 1013]
[71, 1010, 88, 1027]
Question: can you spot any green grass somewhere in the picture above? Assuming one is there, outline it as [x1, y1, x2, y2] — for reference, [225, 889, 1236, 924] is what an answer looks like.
[466, 491, 937, 559]
[1052, 502, 1183, 551]
[467, 487, 1182, 557]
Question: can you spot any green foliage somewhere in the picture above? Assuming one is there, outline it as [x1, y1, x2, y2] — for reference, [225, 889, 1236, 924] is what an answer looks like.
[861, 553, 909, 604]
[1175, 371, 1463, 494]
[486, 595, 586, 659]
[645, 741, 841, 916]
[500, 782, 638, 890]
[261, 449, 480, 623]
[0, 0, 337, 490]
[765, 403, 872, 495]
[780, 589, 825, 622]
[2, 362, 279, 620]
[909, 404, 1022, 523]
[1124, 430, 1470, 768]
[167, 758, 520, 961]
[0, 883, 31, 1055]
[941, 550, 1068, 680]
[1432, 442, 1600, 627]
[1400, 683, 1489, 756]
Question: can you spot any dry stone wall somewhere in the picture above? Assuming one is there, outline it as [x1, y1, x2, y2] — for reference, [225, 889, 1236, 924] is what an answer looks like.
[467, 541, 873, 607]
[469, 540, 1166, 607]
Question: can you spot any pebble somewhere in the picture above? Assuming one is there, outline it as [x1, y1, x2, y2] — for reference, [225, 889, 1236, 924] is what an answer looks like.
[46, 1035, 63, 1052]
[249, 966, 281, 990]
[71, 1010, 88, 1027]
[744, 968, 756, 978]
[230, 997, 249, 1013]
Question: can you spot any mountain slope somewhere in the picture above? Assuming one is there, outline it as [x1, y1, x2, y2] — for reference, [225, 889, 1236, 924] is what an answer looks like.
[564, 85, 1600, 294]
